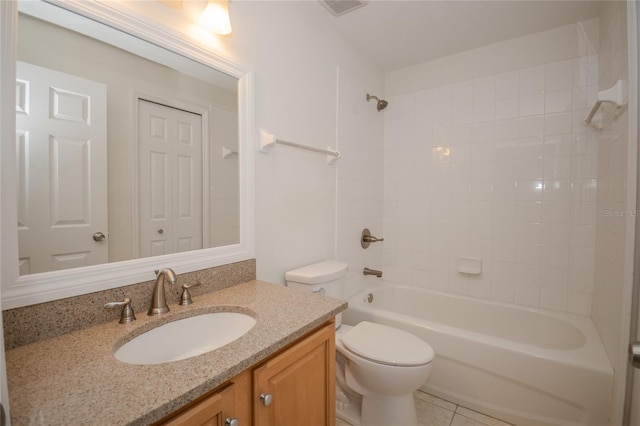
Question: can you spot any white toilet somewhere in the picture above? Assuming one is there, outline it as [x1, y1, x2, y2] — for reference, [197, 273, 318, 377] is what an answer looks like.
[286, 261, 434, 426]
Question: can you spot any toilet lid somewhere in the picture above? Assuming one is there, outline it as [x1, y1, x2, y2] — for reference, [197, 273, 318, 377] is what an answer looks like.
[341, 321, 434, 366]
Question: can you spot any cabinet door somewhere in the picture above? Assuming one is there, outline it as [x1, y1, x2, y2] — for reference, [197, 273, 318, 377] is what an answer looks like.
[253, 323, 335, 426]
[161, 382, 237, 426]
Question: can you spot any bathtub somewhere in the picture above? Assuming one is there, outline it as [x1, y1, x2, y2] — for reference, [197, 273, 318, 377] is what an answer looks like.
[342, 284, 613, 426]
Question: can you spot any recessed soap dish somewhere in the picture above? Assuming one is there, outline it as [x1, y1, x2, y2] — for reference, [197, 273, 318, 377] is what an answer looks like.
[457, 257, 482, 275]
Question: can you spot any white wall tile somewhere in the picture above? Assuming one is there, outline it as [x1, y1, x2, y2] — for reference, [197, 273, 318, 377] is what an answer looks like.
[452, 81, 474, 106]
[496, 71, 519, 100]
[473, 102, 496, 123]
[540, 288, 568, 311]
[520, 94, 545, 116]
[542, 201, 571, 223]
[518, 116, 545, 138]
[544, 135, 573, 157]
[567, 292, 592, 315]
[515, 285, 540, 307]
[495, 119, 519, 140]
[542, 223, 571, 246]
[495, 98, 519, 120]
[519, 65, 545, 95]
[516, 222, 542, 244]
[516, 264, 541, 287]
[516, 243, 542, 265]
[544, 157, 572, 179]
[382, 34, 599, 317]
[545, 89, 573, 114]
[516, 201, 543, 223]
[541, 266, 569, 291]
[541, 244, 570, 268]
[545, 59, 574, 91]
[545, 112, 573, 135]
[473, 76, 496, 103]
[518, 180, 544, 201]
[491, 281, 515, 303]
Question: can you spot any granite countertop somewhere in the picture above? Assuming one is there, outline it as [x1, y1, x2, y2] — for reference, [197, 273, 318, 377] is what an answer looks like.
[5, 280, 346, 425]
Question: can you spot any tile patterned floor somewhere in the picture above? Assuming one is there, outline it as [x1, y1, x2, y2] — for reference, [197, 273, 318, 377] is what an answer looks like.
[336, 390, 513, 426]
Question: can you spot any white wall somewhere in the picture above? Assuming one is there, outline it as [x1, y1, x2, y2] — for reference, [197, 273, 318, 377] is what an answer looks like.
[228, 1, 384, 284]
[382, 20, 601, 315]
[592, 1, 633, 424]
[336, 66, 384, 299]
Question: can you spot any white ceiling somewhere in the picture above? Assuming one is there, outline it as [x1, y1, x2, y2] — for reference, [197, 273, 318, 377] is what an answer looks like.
[307, 0, 605, 72]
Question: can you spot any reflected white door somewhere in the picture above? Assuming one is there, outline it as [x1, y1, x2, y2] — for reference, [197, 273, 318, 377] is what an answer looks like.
[138, 99, 203, 258]
[16, 61, 108, 275]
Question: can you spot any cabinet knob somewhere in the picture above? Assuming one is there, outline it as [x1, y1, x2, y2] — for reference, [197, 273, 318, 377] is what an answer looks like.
[225, 418, 239, 426]
[260, 393, 273, 406]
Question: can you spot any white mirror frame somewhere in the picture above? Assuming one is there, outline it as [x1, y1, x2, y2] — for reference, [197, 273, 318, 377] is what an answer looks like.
[0, 0, 255, 309]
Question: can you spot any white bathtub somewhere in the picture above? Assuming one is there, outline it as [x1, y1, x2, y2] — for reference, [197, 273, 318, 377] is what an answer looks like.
[342, 284, 613, 426]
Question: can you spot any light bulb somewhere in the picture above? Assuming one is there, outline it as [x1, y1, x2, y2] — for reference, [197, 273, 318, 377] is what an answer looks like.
[200, 0, 232, 35]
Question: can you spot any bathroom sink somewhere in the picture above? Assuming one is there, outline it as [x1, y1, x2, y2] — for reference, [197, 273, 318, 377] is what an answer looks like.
[114, 312, 256, 365]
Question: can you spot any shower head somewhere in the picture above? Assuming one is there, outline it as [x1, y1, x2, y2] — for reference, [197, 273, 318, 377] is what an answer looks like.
[366, 93, 388, 111]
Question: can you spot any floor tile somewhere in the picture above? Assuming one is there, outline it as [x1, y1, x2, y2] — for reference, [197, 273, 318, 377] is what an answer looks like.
[335, 417, 353, 426]
[451, 413, 487, 426]
[336, 392, 511, 426]
[414, 390, 457, 412]
[455, 407, 513, 426]
[415, 396, 455, 426]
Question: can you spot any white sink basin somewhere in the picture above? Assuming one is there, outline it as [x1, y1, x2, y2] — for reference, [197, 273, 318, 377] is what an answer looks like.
[114, 312, 256, 365]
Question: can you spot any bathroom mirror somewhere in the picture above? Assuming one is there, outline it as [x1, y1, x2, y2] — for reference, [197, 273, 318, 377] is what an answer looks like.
[1, 0, 255, 308]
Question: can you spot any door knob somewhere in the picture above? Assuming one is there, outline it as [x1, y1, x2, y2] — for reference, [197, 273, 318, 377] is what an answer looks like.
[92, 232, 106, 242]
[260, 393, 273, 406]
[629, 342, 640, 368]
[157, 228, 164, 234]
[225, 418, 239, 426]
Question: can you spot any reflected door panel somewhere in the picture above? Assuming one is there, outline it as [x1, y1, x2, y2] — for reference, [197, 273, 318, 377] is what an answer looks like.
[138, 99, 203, 258]
[16, 61, 108, 274]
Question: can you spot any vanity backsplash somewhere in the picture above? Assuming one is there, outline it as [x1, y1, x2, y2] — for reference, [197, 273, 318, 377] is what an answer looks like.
[3, 259, 256, 349]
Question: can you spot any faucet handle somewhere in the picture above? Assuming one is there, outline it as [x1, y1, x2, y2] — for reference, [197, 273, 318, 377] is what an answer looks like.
[179, 281, 202, 306]
[104, 298, 136, 324]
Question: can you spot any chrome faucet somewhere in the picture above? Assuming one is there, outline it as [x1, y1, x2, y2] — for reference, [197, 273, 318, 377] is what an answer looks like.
[363, 267, 383, 278]
[148, 268, 177, 316]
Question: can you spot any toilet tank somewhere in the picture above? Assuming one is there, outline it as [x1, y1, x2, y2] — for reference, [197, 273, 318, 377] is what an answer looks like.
[285, 260, 348, 298]
[286, 260, 348, 327]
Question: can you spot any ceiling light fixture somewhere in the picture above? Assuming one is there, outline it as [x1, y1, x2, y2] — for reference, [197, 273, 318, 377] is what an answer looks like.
[200, 0, 232, 35]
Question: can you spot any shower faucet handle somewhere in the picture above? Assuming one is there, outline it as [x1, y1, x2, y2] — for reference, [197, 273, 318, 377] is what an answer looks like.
[361, 228, 384, 249]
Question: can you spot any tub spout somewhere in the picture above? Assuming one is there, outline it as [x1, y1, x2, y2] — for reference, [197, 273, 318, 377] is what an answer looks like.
[363, 267, 382, 278]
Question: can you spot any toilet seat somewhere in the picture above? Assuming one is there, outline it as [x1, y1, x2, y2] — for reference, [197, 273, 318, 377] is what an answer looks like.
[340, 321, 434, 367]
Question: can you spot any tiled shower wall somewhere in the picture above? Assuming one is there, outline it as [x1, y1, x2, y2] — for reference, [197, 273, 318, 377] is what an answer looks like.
[383, 49, 600, 315]
[336, 67, 385, 299]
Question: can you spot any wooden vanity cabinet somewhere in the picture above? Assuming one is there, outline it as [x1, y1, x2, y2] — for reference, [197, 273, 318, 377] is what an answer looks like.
[161, 382, 237, 426]
[158, 320, 335, 426]
[253, 321, 335, 426]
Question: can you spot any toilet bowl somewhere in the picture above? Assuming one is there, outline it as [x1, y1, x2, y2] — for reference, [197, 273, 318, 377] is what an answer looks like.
[286, 261, 434, 426]
[336, 322, 433, 426]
